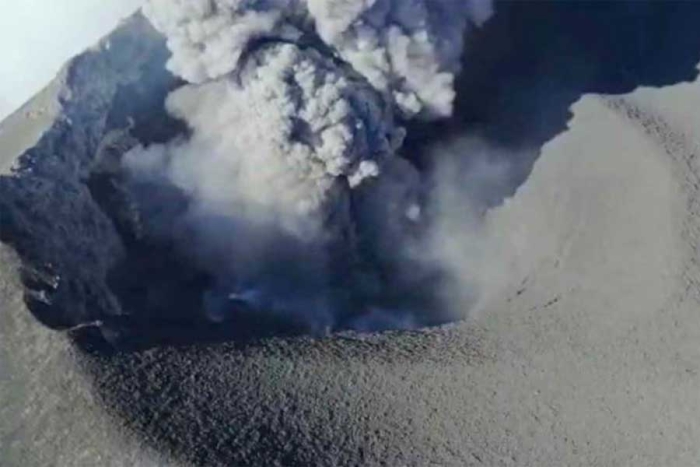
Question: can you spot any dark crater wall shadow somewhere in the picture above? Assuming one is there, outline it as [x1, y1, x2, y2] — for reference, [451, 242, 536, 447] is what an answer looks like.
[1, 2, 700, 466]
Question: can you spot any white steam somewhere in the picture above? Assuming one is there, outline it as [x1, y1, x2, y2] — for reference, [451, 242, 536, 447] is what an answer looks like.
[421, 136, 518, 315]
[307, 0, 493, 118]
[124, 0, 495, 331]
[143, 0, 492, 118]
[129, 43, 401, 226]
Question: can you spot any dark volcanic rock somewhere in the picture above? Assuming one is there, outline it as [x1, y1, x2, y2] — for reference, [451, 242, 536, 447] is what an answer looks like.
[0, 14, 182, 334]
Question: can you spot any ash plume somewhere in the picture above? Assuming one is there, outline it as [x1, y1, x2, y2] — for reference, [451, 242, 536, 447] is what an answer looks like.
[123, 0, 495, 333]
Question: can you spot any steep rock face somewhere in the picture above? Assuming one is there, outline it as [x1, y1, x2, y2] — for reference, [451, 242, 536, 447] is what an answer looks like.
[0, 14, 177, 331]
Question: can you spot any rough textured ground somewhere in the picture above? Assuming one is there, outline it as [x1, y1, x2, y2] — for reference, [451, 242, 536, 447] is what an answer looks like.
[2, 4, 700, 467]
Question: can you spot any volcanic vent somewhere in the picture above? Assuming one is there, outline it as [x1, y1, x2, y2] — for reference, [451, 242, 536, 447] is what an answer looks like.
[0, 1, 498, 350]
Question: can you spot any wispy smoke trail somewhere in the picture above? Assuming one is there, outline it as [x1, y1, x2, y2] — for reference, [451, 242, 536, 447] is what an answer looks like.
[124, 0, 494, 332]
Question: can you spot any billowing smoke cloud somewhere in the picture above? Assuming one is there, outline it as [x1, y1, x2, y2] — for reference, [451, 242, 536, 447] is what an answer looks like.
[123, 0, 494, 333]
[144, 0, 492, 118]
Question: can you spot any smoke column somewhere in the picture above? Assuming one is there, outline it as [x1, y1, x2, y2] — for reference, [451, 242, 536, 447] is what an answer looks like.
[124, 0, 494, 332]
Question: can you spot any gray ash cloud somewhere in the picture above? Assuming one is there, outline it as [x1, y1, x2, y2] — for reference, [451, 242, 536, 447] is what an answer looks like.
[121, 0, 495, 333]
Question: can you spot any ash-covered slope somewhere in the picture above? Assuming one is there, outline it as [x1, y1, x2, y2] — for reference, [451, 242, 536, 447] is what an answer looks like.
[2, 2, 700, 467]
